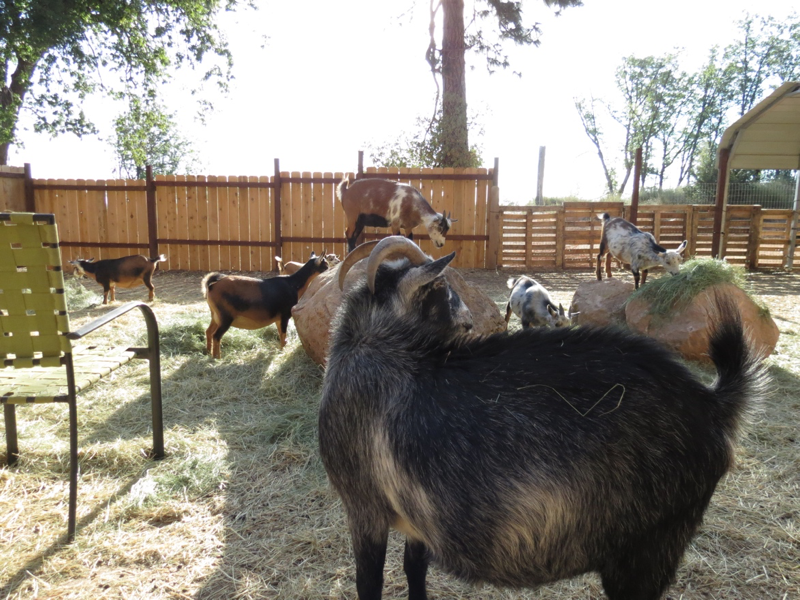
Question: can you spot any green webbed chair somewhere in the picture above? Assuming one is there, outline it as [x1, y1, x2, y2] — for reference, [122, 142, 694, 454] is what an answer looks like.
[0, 212, 164, 542]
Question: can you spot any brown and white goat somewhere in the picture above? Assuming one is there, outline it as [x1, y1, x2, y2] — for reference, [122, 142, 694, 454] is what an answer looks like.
[201, 252, 329, 358]
[597, 213, 687, 289]
[69, 254, 167, 304]
[338, 176, 454, 251]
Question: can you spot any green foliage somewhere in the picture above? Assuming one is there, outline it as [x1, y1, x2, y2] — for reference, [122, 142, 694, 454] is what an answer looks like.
[0, 0, 244, 163]
[367, 108, 483, 169]
[574, 11, 800, 195]
[110, 94, 201, 178]
[626, 257, 762, 322]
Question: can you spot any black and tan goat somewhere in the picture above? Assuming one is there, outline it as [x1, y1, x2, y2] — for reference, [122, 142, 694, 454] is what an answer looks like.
[319, 235, 765, 600]
[275, 252, 340, 276]
[597, 213, 687, 289]
[338, 176, 454, 252]
[201, 253, 329, 358]
[69, 254, 167, 304]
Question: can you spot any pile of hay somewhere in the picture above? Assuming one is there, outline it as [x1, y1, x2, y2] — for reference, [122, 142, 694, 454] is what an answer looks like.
[626, 257, 768, 322]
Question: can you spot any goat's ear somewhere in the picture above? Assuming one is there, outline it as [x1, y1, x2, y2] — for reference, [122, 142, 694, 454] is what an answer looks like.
[558, 303, 566, 316]
[677, 240, 687, 254]
[399, 252, 456, 297]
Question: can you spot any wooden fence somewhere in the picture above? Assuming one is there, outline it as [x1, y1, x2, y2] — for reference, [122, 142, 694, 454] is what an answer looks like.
[494, 202, 796, 271]
[2, 163, 798, 272]
[0, 163, 495, 271]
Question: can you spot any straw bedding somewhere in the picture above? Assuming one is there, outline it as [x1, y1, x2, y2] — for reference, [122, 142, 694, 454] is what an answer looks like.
[1, 267, 798, 599]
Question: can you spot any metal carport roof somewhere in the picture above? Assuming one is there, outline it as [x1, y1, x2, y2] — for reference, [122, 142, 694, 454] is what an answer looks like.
[718, 81, 800, 170]
[712, 82, 800, 263]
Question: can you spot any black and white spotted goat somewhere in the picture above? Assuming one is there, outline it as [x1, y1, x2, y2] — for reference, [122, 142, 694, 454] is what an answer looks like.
[505, 275, 574, 328]
[597, 213, 687, 289]
[319, 235, 765, 600]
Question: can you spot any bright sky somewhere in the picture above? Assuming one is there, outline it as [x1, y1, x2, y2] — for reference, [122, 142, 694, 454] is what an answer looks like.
[8, 0, 798, 203]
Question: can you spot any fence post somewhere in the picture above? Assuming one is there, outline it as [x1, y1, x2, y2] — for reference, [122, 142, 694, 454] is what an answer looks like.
[685, 206, 696, 258]
[556, 207, 565, 269]
[486, 185, 500, 269]
[525, 211, 533, 268]
[273, 158, 282, 267]
[145, 166, 159, 259]
[24, 163, 35, 212]
[747, 205, 762, 270]
[357, 151, 364, 179]
[787, 174, 800, 270]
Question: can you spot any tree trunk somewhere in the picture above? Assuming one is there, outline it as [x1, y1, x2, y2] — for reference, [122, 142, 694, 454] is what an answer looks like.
[441, 0, 471, 167]
[1, 58, 37, 166]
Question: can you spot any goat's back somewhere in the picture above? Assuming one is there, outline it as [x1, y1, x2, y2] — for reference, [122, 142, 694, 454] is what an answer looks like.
[320, 311, 759, 587]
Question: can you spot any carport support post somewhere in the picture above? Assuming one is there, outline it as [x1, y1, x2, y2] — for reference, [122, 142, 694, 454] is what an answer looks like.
[711, 148, 730, 259]
[146, 166, 159, 259]
[786, 170, 800, 270]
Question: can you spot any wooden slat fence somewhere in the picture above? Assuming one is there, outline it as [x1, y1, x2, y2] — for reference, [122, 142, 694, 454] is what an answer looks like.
[2, 163, 798, 272]
[495, 203, 797, 271]
[0, 164, 495, 271]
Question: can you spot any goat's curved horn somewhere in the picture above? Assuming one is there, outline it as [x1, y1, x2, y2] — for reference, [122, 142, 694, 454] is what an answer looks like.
[366, 236, 429, 294]
[338, 241, 379, 290]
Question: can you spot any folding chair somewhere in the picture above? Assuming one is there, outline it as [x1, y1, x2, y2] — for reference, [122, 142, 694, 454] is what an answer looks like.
[0, 212, 164, 542]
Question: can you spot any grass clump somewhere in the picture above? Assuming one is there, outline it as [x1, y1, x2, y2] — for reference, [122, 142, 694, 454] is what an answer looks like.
[626, 257, 758, 321]
[64, 276, 102, 311]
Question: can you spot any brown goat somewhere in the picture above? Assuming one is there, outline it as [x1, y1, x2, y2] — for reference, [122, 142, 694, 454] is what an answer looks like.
[338, 176, 453, 251]
[69, 254, 167, 304]
[202, 252, 329, 358]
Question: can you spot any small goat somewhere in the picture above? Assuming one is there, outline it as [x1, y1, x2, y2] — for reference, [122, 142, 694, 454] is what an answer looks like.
[319, 235, 764, 600]
[275, 252, 340, 276]
[597, 213, 687, 289]
[338, 176, 454, 252]
[505, 276, 574, 329]
[69, 254, 167, 304]
[202, 252, 329, 358]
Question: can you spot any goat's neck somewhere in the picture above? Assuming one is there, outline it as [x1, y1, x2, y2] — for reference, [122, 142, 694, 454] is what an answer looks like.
[286, 262, 319, 290]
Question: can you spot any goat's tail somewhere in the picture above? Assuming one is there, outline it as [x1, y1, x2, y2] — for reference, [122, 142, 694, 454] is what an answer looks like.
[201, 272, 225, 299]
[336, 175, 351, 200]
[707, 292, 767, 438]
[275, 256, 284, 274]
[151, 254, 168, 263]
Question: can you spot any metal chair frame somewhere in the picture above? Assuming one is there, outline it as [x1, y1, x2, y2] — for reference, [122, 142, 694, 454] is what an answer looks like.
[1, 212, 164, 542]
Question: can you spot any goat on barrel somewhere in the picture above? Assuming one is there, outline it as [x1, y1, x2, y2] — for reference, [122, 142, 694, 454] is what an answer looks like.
[319, 235, 764, 600]
[338, 176, 454, 252]
[505, 275, 575, 329]
[201, 252, 329, 358]
[597, 213, 687, 289]
[69, 254, 167, 304]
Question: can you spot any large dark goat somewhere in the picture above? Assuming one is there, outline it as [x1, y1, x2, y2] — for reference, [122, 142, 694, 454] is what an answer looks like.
[338, 176, 454, 252]
[318, 236, 765, 600]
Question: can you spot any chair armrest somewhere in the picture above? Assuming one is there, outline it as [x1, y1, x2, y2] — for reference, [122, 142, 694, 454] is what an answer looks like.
[67, 301, 157, 341]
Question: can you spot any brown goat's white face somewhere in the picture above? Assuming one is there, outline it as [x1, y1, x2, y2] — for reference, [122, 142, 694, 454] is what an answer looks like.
[68, 259, 87, 276]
